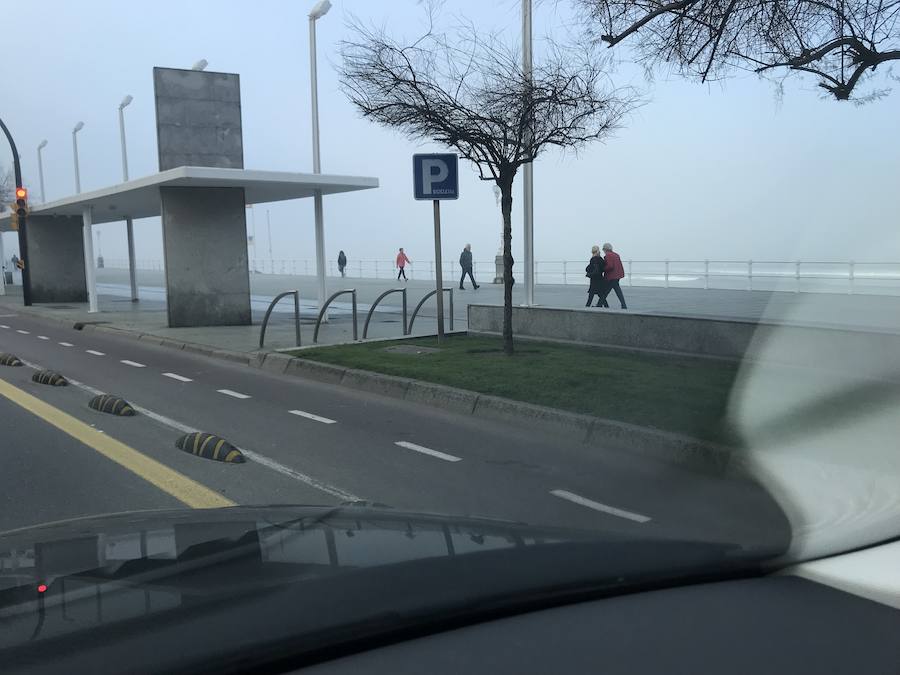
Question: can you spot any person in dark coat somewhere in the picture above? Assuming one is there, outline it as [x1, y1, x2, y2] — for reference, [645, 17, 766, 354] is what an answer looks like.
[337, 250, 347, 277]
[585, 245, 606, 307]
[459, 244, 479, 290]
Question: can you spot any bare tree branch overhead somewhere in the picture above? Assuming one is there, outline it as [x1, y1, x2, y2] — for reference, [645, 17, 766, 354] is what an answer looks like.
[339, 14, 638, 354]
[575, 0, 900, 100]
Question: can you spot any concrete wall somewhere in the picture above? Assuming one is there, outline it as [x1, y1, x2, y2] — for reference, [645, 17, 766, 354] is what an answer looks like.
[467, 304, 900, 373]
[153, 67, 243, 171]
[161, 187, 251, 327]
[25, 215, 87, 303]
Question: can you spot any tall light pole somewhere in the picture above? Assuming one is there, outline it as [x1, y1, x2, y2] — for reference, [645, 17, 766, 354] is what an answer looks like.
[310, 0, 331, 318]
[118, 94, 138, 301]
[37, 140, 48, 203]
[72, 121, 84, 194]
[522, 0, 535, 306]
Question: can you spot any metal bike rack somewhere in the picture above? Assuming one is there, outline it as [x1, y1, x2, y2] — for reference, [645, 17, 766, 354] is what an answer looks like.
[258, 290, 301, 349]
[407, 287, 454, 334]
[313, 289, 358, 343]
[363, 287, 408, 339]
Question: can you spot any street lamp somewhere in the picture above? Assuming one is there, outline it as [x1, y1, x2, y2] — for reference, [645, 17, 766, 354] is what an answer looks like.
[522, 0, 535, 305]
[37, 140, 48, 203]
[309, 0, 331, 317]
[192, 59, 208, 71]
[118, 94, 138, 301]
[72, 121, 84, 194]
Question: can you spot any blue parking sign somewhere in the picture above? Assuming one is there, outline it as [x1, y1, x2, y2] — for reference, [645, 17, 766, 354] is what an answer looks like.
[413, 154, 459, 200]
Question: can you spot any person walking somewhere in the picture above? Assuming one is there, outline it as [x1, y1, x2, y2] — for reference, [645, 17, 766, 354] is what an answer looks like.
[585, 245, 606, 307]
[396, 247, 411, 281]
[598, 242, 628, 309]
[458, 244, 479, 290]
[337, 250, 347, 278]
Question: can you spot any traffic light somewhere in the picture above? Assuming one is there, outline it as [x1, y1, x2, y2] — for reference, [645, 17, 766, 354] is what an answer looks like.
[10, 187, 27, 232]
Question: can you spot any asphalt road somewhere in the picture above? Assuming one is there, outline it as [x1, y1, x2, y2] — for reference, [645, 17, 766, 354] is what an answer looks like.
[0, 310, 790, 553]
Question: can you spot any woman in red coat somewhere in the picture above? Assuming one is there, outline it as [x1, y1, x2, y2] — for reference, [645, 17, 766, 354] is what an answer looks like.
[598, 243, 628, 309]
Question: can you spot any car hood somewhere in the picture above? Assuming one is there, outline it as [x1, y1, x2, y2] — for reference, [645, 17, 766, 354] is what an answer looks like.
[0, 505, 781, 674]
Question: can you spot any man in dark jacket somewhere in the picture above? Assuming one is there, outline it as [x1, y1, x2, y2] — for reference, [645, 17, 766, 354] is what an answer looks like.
[459, 244, 479, 290]
[337, 250, 347, 278]
[585, 245, 606, 307]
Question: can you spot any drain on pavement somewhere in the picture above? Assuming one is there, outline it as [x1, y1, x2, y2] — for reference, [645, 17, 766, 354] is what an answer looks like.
[175, 432, 245, 463]
[0, 353, 23, 367]
[32, 370, 68, 386]
[88, 394, 136, 416]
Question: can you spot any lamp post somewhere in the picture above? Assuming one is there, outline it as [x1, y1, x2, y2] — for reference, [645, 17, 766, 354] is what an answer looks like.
[72, 121, 84, 194]
[309, 0, 331, 318]
[522, 0, 535, 306]
[37, 140, 47, 203]
[118, 94, 138, 301]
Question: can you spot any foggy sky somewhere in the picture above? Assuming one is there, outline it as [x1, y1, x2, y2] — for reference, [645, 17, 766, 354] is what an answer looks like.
[3, 0, 899, 267]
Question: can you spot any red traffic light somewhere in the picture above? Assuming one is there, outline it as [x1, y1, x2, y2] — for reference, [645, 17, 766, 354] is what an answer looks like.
[14, 187, 27, 200]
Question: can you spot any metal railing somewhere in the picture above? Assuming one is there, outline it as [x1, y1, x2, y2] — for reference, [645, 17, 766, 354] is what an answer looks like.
[99, 258, 900, 296]
[363, 287, 408, 339]
[313, 289, 358, 344]
[258, 290, 301, 349]
[408, 287, 454, 334]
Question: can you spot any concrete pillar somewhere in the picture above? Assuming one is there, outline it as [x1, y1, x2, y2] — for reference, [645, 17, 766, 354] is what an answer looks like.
[23, 214, 88, 303]
[161, 186, 251, 327]
[82, 208, 98, 312]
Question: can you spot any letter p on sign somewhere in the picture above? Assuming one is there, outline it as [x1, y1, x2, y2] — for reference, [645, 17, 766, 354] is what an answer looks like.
[413, 154, 459, 200]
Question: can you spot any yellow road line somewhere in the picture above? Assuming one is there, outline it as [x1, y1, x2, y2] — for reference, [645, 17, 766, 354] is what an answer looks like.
[0, 378, 235, 509]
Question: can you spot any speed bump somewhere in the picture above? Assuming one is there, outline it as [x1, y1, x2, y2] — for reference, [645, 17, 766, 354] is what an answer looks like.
[0, 353, 23, 367]
[175, 432, 245, 463]
[32, 370, 68, 386]
[88, 394, 136, 416]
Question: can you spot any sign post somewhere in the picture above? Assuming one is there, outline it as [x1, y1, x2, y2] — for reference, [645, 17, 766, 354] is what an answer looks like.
[413, 153, 459, 343]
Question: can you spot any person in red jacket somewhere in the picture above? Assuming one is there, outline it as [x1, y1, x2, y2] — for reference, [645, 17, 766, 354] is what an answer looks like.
[396, 248, 411, 281]
[598, 243, 628, 309]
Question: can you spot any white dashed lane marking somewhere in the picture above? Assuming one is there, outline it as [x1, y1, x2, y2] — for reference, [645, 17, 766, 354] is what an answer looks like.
[37, 336, 49, 340]
[549, 489, 651, 524]
[289, 409, 337, 425]
[217, 389, 251, 399]
[0, 325, 9, 329]
[120, 360, 146, 368]
[86, 350, 105, 356]
[16, 330, 29, 334]
[163, 372, 193, 382]
[394, 441, 462, 463]
[59, 342, 74, 347]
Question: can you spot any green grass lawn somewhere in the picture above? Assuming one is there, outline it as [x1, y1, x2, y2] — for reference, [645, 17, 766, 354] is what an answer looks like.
[291, 335, 742, 444]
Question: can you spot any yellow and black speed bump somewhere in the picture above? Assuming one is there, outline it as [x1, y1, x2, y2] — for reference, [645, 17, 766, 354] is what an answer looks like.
[175, 432, 245, 464]
[32, 370, 68, 386]
[0, 353, 24, 367]
[88, 394, 136, 416]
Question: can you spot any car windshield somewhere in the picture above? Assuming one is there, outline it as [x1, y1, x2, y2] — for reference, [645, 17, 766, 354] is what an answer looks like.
[1, 0, 898, 671]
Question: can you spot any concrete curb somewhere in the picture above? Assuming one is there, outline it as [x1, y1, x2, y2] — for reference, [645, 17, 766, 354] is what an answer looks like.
[4, 301, 740, 474]
[278, 357, 740, 476]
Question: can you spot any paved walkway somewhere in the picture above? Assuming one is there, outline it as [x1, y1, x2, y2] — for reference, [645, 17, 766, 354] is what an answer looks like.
[1, 267, 897, 354]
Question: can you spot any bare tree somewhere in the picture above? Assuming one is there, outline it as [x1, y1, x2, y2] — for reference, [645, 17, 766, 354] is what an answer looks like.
[0, 165, 13, 212]
[576, 0, 900, 101]
[339, 16, 636, 354]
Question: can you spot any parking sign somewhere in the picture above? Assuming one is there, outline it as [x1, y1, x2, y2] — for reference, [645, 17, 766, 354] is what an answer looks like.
[413, 154, 459, 200]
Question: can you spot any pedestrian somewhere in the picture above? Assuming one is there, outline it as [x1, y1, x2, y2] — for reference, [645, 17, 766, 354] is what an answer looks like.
[338, 250, 347, 278]
[598, 242, 628, 309]
[458, 244, 479, 290]
[396, 247, 411, 281]
[585, 245, 606, 307]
